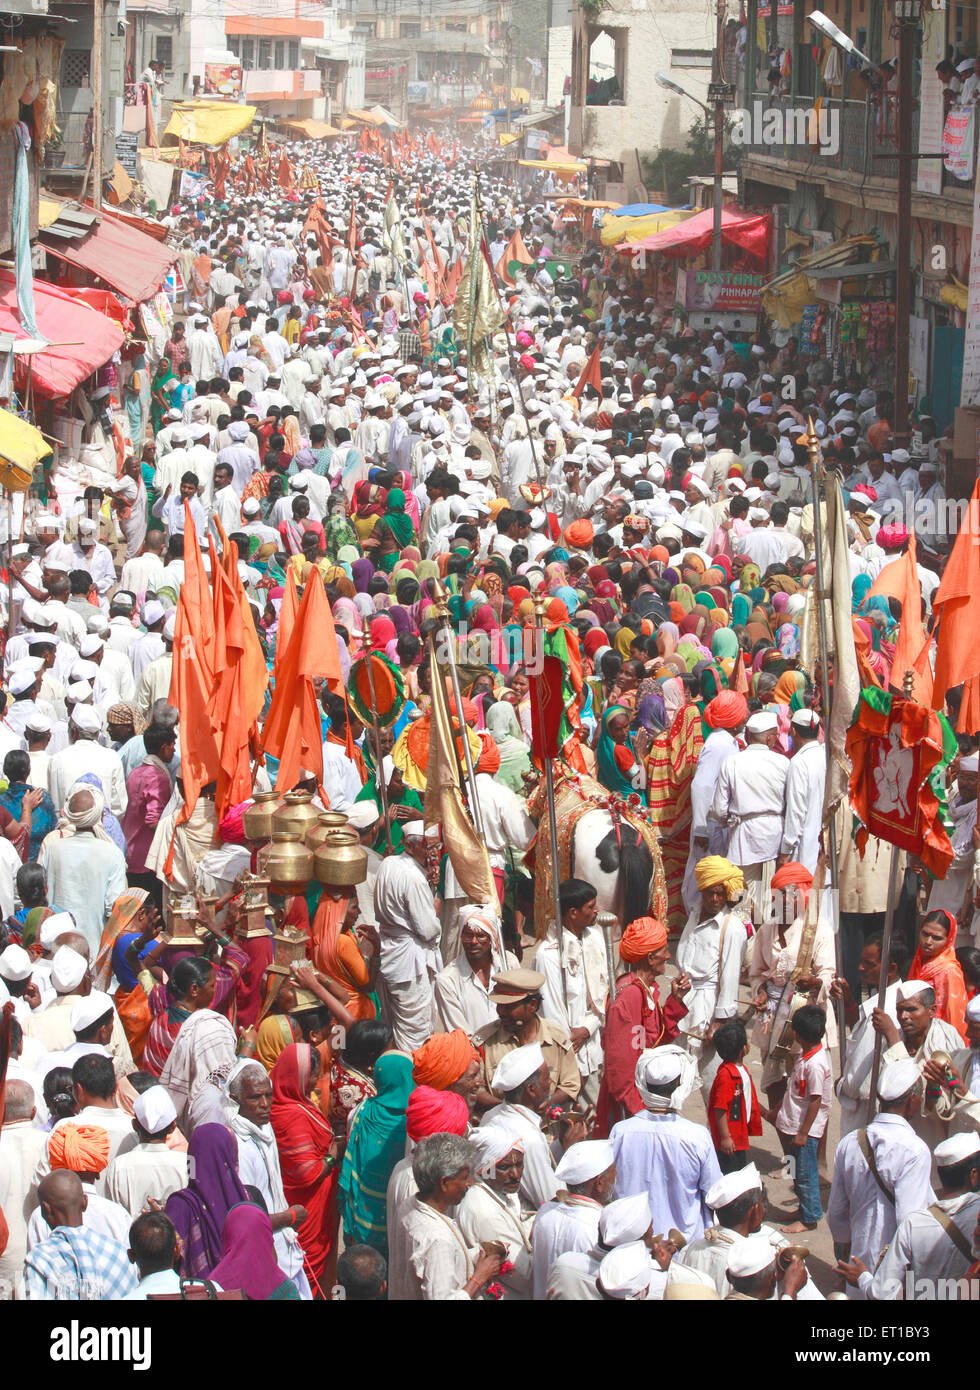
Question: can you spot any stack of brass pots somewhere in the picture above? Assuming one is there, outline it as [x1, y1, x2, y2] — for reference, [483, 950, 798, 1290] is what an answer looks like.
[273, 791, 320, 839]
[272, 926, 309, 969]
[243, 790, 282, 841]
[313, 826, 368, 887]
[305, 810, 349, 852]
[258, 831, 314, 894]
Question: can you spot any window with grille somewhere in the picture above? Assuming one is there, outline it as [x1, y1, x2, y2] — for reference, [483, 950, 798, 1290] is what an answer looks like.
[288, 41, 300, 67]
[400, 21, 420, 37]
[240, 38, 255, 69]
[62, 50, 91, 88]
[274, 40, 285, 68]
[258, 38, 272, 68]
[154, 36, 173, 68]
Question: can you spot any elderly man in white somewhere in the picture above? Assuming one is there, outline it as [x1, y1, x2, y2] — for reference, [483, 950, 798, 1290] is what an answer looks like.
[373, 819, 443, 1051]
[711, 709, 788, 925]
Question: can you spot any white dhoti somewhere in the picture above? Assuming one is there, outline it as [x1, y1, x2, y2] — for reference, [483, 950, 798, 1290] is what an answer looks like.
[679, 983, 724, 1100]
[741, 860, 775, 926]
[380, 971, 437, 1052]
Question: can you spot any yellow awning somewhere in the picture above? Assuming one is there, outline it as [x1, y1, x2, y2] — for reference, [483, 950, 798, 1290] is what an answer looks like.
[163, 101, 257, 147]
[0, 407, 52, 492]
[282, 118, 341, 139]
[600, 209, 692, 247]
[518, 158, 587, 172]
[498, 131, 520, 146]
[760, 235, 881, 328]
[346, 108, 385, 126]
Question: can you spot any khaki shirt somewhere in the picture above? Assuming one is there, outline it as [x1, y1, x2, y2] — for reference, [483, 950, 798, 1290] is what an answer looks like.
[476, 1015, 581, 1102]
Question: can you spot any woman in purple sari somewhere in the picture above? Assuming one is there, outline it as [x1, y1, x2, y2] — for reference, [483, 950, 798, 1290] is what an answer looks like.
[164, 1123, 253, 1278]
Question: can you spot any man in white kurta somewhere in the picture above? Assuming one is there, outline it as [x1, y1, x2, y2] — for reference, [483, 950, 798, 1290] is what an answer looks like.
[682, 718, 741, 913]
[0, 1081, 46, 1298]
[480, 1044, 559, 1211]
[102, 1087, 188, 1217]
[610, 1046, 721, 1243]
[374, 823, 443, 1051]
[47, 708, 128, 817]
[39, 794, 129, 957]
[826, 1059, 934, 1299]
[711, 712, 788, 924]
[530, 1139, 615, 1300]
[833, 937, 903, 1137]
[779, 711, 826, 874]
[845, 1132, 980, 1300]
[878, 981, 966, 1148]
[675, 857, 748, 1096]
[534, 884, 608, 1107]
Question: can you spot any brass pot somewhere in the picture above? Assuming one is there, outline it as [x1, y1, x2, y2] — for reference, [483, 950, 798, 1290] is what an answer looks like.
[305, 810, 350, 852]
[243, 790, 282, 842]
[313, 828, 368, 887]
[258, 832, 314, 894]
[272, 927, 309, 968]
[272, 790, 320, 839]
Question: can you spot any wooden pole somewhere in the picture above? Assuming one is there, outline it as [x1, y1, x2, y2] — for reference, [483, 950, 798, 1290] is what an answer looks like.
[92, 0, 104, 216]
[803, 416, 846, 1071]
[430, 578, 485, 840]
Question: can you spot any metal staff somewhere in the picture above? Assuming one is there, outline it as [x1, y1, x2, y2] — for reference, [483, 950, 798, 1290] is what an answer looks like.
[803, 416, 847, 1072]
[356, 652, 395, 856]
[430, 578, 485, 840]
[866, 668, 916, 1122]
[471, 177, 548, 494]
[533, 594, 568, 1012]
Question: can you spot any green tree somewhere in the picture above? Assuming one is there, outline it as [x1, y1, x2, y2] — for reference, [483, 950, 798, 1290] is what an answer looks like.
[644, 116, 741, 204]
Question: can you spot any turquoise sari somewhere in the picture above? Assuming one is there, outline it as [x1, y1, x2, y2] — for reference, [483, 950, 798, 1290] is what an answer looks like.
[337, 1053, 415, 1257]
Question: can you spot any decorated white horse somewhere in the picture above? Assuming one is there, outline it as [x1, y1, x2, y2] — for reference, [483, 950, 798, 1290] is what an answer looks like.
[529, 766, 667, 935]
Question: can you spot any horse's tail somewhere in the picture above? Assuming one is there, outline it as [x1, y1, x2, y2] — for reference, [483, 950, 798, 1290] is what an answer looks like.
[595, 823, 654, 925]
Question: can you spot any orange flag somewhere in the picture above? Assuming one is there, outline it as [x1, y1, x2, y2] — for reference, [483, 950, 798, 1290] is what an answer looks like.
[165, 505, 220, 872]
[571, 344, 603, 401]
[262, 570, 342, 793]
[276, 567, 300, 677]
[208, 531, 270, 816]
[867, 530, 932, 705]
[930, 484, 980, 730]
[495, 229, 534, 287]
[731, 648, 749, 695]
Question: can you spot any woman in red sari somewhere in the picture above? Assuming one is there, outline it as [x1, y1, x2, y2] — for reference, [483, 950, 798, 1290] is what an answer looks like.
[270, 1042, 341, 1296]
[909, 909, 969, 1042]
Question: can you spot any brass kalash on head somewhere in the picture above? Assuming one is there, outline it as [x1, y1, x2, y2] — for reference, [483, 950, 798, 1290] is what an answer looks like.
[238, 786, 371, 1022]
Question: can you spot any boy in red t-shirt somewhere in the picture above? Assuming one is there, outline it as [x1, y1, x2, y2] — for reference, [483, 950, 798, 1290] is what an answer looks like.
[708, 1019, 768, 1174]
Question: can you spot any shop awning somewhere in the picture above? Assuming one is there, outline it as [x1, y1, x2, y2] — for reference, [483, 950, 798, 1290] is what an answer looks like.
[163, 100, 257, 146]
[345, 108, 386, 126]
[621, 206, 771, 261]
[601, 206, 691, 247]
[40, 211, 176, 304]
[759, 234, 882, 328]
[281, 118, 341, 139]
[0, 406, 52, 492]
[370, 105, 401, 128]
[0, 271, 125, 399]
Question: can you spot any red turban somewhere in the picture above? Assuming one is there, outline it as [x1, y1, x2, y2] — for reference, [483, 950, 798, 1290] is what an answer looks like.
[704, 690, 748, 730]
[565, 519, 595, 550]
[412, 1030, 479, 1089]
[48, 1123, 111, 1174]
[619, 917, 668, 963]
[406, 1086, 470, 1141]
[475, 733, 501, 776]
[771, 862, 813, 891]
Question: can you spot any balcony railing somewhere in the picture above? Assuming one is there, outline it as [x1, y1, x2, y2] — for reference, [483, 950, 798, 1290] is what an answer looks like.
[740, 92, 969, 196]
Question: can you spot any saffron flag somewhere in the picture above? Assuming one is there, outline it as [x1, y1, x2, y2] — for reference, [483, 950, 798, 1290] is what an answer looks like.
[262, 569, 339, 794]
[930, 481, 980, 731]
[423, 638, 497, 907]
[529, 655, 564, 760]
[846, 687, 955, 879]
[571, 345, 603, 401]
[867, 530, 933, 705]
[209, 527, 269, 816]
[495, 229, 534, 287]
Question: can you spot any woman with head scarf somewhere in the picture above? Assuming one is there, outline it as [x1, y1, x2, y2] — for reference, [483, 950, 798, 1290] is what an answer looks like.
[337, 1051, 415, 1257]
[92, 889, 154, 1064]
[596, 705, 648, 802]
[209, 1204, 300, 1300]
[150, 357, 178, 434]
[485, 700, 533, 793]
[908, 910, 969, 1041]
[370, 486, 416, 573]
[165, 1123, 253, 1278]
[270, 1042, 340, 1292]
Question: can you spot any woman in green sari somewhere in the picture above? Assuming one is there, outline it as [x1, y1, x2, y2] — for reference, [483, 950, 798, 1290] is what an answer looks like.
[596, 704, 648, 803]
[337, 1051, 415, 1257]
[485, 701, 532, 794]
[149, 357, 179, 434]
[354, 760, 423, 852]
[372, 487, 417, 574]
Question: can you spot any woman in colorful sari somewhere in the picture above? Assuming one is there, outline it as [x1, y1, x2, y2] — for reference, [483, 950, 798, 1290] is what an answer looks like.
[328, 1017, 389, 1136]
[485, 701, 532, 794]
[368, 486, 416, 573]
[257, 1013, 301, 1071]
[165, 1123, 252, 1278]
[270, 1042, 340, 1295]
[337, 1051, 414, 1257]
[909, 909, 969, 1041]
[323, 491, 360, 563]
[645, 694, 703, 931]
[311, 887, 378, 1022]
[92, 889, 155, 1065]
[150, 357, 179, 434]
[596, 704, 648, 803]
[209, 1203, 300, 1300]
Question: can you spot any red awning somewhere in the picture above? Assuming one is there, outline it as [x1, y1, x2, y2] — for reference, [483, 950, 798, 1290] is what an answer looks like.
[41, 211, 176, 303]
[619, 206, 771, 261]
[0, 271, 125, 399]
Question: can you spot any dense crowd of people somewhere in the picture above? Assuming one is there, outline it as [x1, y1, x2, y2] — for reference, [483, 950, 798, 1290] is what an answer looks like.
[0, 127, 978, 1306]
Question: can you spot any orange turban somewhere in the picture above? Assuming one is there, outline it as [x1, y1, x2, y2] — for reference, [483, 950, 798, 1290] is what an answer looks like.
[412, 1029, 479, 1089]
[771, 862, 813, 891]
[406, 1086, 470, 1141]
[476, 733, 501, 776]
[48, 1123, 111, 1175]
[620, 917, 668, 963]
[565, 519, 595, 550]
[704, 690, 748, 730]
